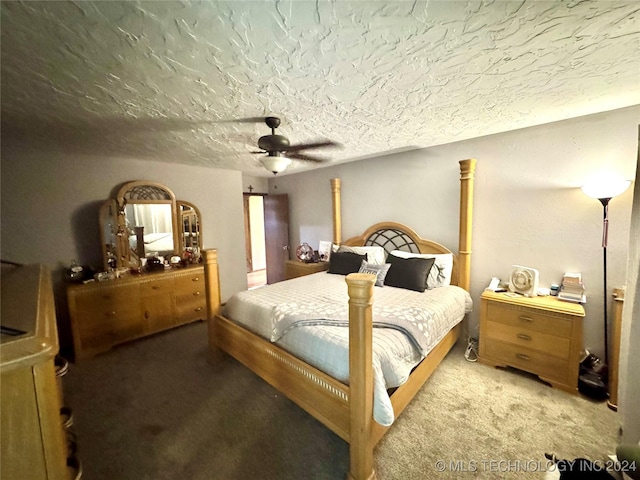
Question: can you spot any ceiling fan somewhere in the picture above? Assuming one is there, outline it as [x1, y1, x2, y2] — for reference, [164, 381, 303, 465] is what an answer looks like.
[248, 116, 340, 174]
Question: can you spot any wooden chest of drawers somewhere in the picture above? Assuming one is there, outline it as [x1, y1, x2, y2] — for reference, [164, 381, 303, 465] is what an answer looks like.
[285, 260, 328, 279]
[68, 266, 206, 360]
[479, 291, 585, 393]
[2, 265, 74, 480]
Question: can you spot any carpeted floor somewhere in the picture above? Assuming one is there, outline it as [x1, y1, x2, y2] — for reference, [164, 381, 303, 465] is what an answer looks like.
[63, 321, 620, 479]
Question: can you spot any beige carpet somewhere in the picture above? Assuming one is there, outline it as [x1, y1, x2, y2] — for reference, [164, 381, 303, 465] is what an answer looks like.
[63, 321, 620, 479]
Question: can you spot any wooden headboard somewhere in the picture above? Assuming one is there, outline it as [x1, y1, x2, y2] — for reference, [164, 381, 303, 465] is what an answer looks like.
[342, 221, 459, 287]
[331, 159, 476, 291]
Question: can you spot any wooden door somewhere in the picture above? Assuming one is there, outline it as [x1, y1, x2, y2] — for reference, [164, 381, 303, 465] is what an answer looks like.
[264, 194, 289, 284]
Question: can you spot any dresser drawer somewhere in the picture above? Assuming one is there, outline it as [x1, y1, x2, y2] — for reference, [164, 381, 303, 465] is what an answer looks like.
[74, 305, 142, 349]
[486, 302, 573, 337]
[73, 285, 138, 312]
[175, 301, 206, 323]
[484, 339, 569, 382]
[140, 277, 174, 297]
[486, 320, 571, 359]
[174, 270, 205, 292]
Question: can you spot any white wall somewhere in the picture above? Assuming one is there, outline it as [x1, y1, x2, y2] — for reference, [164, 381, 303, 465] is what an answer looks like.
[270, 106, 639, 361]
[0, 146, 247, 353]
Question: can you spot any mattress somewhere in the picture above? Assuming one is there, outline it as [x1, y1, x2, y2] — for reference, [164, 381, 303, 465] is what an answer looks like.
[223, 271, 473, 426]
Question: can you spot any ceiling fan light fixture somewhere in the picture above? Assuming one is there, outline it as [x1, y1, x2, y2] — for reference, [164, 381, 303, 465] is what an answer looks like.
[261, 155, 291, 175]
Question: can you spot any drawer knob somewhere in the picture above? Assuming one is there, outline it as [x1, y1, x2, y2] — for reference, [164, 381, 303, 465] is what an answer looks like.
[516, 353, 531, 361]
[152, 285, 160, 290]
[519, 316, 533, 322]
[194, 307, 203, 312]
[106, 311, 117, 317]
[192, 277, 200, 282]
[193, 291, 201, 296]
[517, 333, 532, 341]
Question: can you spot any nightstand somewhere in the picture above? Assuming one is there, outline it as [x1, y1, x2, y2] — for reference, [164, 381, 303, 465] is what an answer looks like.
[285, 260, 329, 279]
[479, 291, 585, 394]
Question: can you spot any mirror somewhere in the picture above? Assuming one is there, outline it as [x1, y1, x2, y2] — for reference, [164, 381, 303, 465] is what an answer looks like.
[99, 181, 203, 271]
[125, 203, 175, 258]
[178, 201, 202, 253]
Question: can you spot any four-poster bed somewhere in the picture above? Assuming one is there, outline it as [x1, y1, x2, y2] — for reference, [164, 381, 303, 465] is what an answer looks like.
[201, 159, 477, 480]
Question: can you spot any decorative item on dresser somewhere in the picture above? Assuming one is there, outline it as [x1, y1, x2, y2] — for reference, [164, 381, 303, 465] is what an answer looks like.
[68, 180, 207, 360]
[285, 259, 329, 279]
[479, 291, 585, 394]
[1, 264, 80, 480]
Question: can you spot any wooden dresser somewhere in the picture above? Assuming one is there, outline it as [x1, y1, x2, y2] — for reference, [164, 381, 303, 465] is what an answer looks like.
[285, 260, 328, 279]
[1, 265, 74, 480]
[67, 266, 206, 360]
[479, 291, 585, 394]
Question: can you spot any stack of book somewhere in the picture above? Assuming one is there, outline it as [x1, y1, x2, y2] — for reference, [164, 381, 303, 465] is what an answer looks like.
[558, 272, 586, 303]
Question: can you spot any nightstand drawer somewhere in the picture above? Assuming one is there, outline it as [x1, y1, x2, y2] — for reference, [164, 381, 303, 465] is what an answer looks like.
[486, 320, 571, 359]
[486, 302, 573, 337]
[485, 340, 569, 382]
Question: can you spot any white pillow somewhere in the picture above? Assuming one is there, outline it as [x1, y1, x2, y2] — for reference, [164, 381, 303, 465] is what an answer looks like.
[390, 250, 453, 288]
[336, 245, 387, 265]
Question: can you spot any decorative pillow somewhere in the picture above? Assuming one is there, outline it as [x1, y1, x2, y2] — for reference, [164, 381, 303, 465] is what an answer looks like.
[383, 254, 435, 293]
[358, 260, 391, 287]
[328, 251, 368, 275]
[390, 250, 454, 289]
[336, 245, 387, 265]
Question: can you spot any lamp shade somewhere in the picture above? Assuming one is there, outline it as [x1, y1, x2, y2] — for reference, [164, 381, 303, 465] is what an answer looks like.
[581, 175, 631, 199]
[261, 156, 291, 174]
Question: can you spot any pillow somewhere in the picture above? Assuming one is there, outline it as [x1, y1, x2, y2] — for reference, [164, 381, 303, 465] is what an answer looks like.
[335, 245, 387, 265]
[383, 254, 435, 292]
[328, 251, 368, 275]
[390, 250, 454, 289]
[358, 260, 391, 287]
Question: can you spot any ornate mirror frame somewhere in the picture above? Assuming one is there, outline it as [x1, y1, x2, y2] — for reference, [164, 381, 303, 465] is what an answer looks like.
[99, 181, 203, 271]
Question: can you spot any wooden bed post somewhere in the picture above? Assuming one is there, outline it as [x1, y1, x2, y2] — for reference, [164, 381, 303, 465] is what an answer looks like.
[346, 273, 377, 480]
[203, 249, 222, 363]
[331, 178, 342, 245]
[458, 159, 477, 292]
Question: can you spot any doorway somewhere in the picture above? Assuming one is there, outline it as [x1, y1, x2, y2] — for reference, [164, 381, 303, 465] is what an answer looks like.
[244, 194, 267, 289]
[244, 193, 290, 288]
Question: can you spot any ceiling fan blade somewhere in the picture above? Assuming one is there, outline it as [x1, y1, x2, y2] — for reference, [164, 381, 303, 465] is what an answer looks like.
[218, 117, 267, 124]
[285, 140, 341, 152]
[287, 152, 329, 162]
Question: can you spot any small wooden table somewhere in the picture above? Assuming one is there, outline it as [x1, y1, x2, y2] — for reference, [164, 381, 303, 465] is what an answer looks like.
[479, 291, 585, 394]
[285, 260, 329, 279]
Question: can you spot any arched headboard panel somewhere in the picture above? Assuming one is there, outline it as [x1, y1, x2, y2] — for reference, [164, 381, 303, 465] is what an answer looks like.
[342, 221, 459, 287]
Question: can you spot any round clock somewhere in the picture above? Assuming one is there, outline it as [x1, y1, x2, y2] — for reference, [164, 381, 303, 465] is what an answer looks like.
[296, 243, 314, 262]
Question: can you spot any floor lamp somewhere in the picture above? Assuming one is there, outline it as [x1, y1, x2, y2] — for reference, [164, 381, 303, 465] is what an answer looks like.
[581, 176, 631, 385]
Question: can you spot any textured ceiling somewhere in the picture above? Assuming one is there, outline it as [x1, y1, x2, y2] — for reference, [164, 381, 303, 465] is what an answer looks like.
[1, 1, 639, 177]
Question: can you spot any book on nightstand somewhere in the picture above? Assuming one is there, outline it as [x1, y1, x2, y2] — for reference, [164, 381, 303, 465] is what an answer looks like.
[558, 272, 586, 304]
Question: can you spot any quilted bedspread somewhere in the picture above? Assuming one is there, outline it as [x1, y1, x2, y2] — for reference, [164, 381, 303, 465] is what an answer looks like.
[223, 272, 472, 426]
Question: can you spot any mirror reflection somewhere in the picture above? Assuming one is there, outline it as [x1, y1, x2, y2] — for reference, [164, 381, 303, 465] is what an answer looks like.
[125, 204, 175, 258]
